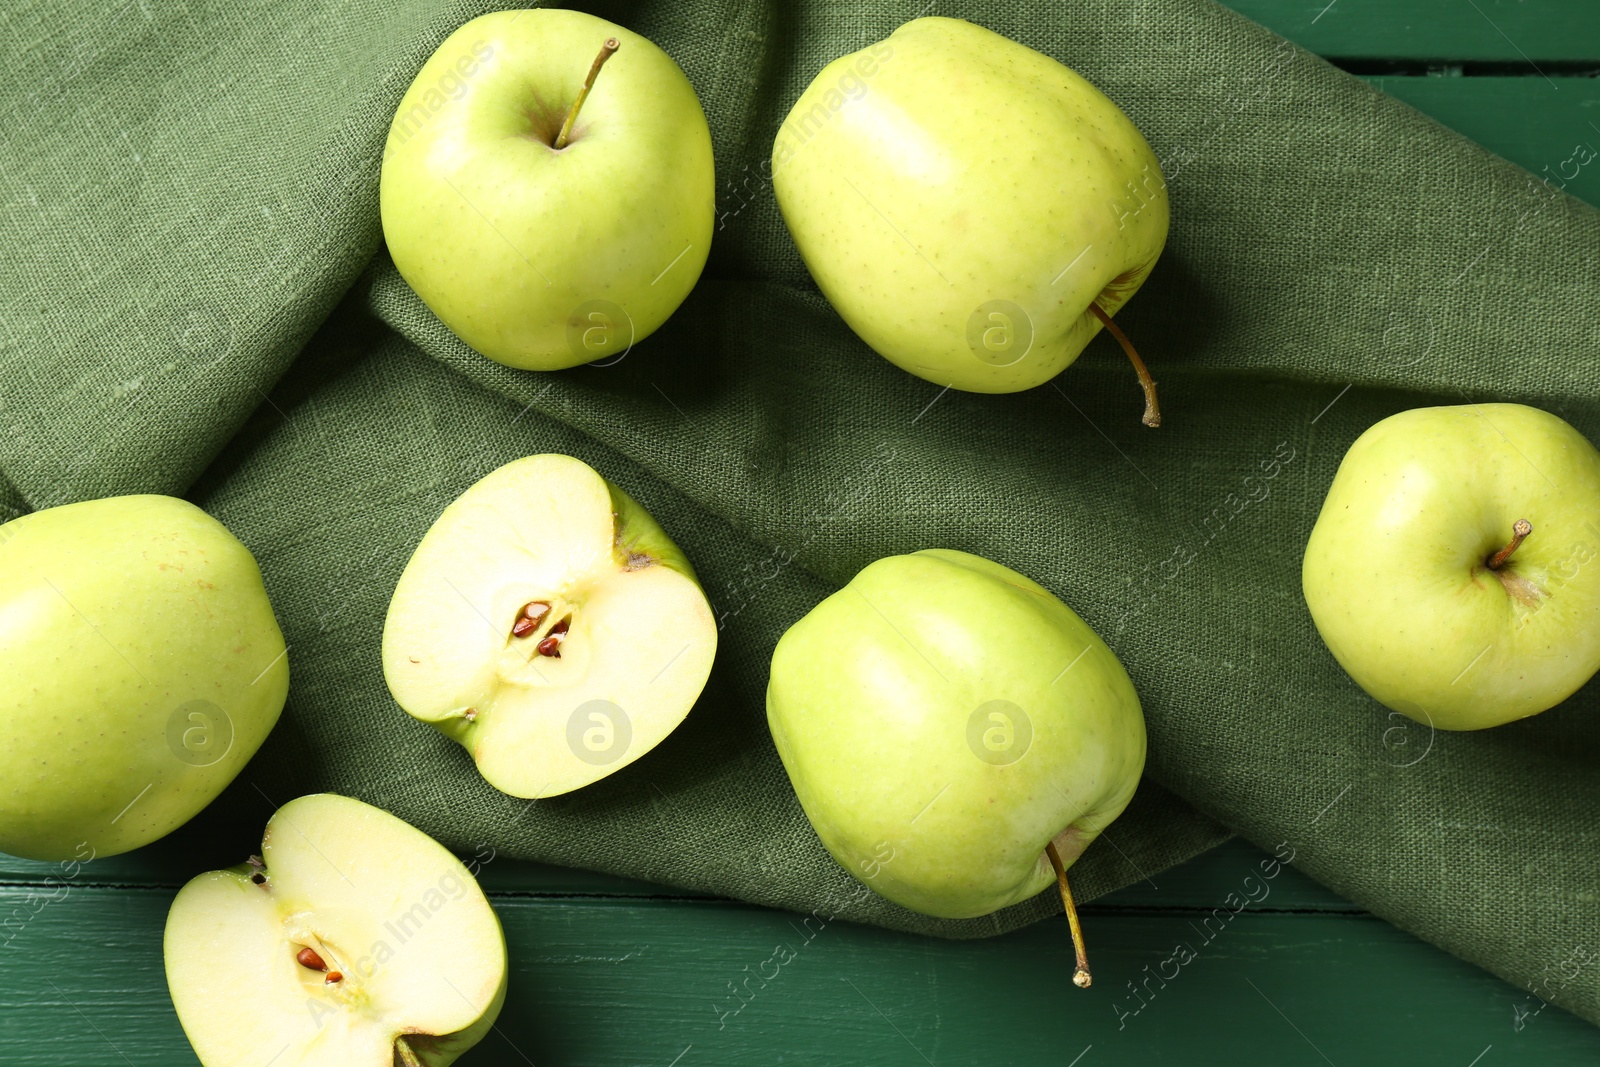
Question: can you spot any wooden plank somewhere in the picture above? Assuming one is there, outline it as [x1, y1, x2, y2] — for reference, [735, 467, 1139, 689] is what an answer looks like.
[0, 831, 1355, 912]
[1228, 0, 1600, 63]
[1363, 76, 1600, 207]
[4, 886, 1597, 1066]
[1094, 837, 1358, 912]
[0, 839, 707, 899]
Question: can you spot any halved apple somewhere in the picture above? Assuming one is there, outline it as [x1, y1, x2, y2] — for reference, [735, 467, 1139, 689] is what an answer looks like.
[382, 454, 718, 797]
[163, 793, 506, 1067]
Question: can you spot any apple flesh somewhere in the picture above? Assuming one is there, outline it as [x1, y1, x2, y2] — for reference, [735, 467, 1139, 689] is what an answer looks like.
[766, 549, 1146, 926]
[772, 17, 1168, 411]
[383, 454, 717, 797]
[0, 495, 288, 861]
[380, 8, 714, 370]
[164, 793, 506, 1067]
[1304, 403, 1600, 730]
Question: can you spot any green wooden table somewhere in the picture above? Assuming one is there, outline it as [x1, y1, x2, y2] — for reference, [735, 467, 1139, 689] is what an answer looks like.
[5, 3, 1599, 1064]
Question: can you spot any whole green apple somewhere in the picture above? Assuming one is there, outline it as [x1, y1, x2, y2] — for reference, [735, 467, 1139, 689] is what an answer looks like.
[767, 549, 1145, 984]
[772, 17, 1168, 421]
[383, 454, 717, 798]
[0, 496, 288, 860]
[1304, 403, 1600, 730]
[380, 9, 714, 370]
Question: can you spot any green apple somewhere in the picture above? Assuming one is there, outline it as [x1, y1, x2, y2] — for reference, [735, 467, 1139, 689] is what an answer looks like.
[767, 549, 1145, 984]
[1304, 403, 1600, 731]
[380, 9, 714, 371]
[0, 496, 288, 861]
[383, 454, 717, 797]
[772, 17, 1168, 422]
[164, 793, 506, 1067]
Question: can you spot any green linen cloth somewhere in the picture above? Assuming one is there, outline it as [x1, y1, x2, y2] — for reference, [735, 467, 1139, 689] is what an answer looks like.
[4, 0, 1598, 1027]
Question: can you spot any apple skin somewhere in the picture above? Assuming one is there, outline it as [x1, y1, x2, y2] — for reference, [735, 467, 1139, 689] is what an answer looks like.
[380, 9, 714, 370]
[1304, 403, 1600, 730]
[772, 16, 1168, 394]
[0, 496, 287, 861]
[766, 549, 1145, 919]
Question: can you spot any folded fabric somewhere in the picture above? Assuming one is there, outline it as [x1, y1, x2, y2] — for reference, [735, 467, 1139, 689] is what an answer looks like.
[2, 0, 1596, 1027]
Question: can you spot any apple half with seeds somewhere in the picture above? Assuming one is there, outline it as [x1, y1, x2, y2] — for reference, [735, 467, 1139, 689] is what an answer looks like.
[163, 793, 506, 1067]
[382, 454, 717, 797]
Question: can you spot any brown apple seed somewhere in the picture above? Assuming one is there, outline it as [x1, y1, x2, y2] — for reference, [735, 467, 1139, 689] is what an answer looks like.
[512, 601, 552, 639]
[536, 616, 572, 658]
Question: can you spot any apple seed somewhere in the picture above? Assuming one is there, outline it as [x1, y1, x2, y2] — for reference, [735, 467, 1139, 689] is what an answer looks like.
[512, 601, 552, 638]
[325, 971, 344, 985]
[537, 616, 571, 657]
[295, 946, 329, 972]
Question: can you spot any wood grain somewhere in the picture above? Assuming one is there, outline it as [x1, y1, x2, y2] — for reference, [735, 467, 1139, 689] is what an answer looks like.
[4, 864, 1598, 1065]
[1227, 0, 1600, 63]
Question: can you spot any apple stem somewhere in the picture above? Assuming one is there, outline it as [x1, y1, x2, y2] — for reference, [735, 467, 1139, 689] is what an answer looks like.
[1086, 301, 1160, 428]
[554, 37, 621, 150]
[1487, 519, 1533, 570]
[1046, 841, 1092, 989]
[395, 1037, 425, 1067]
